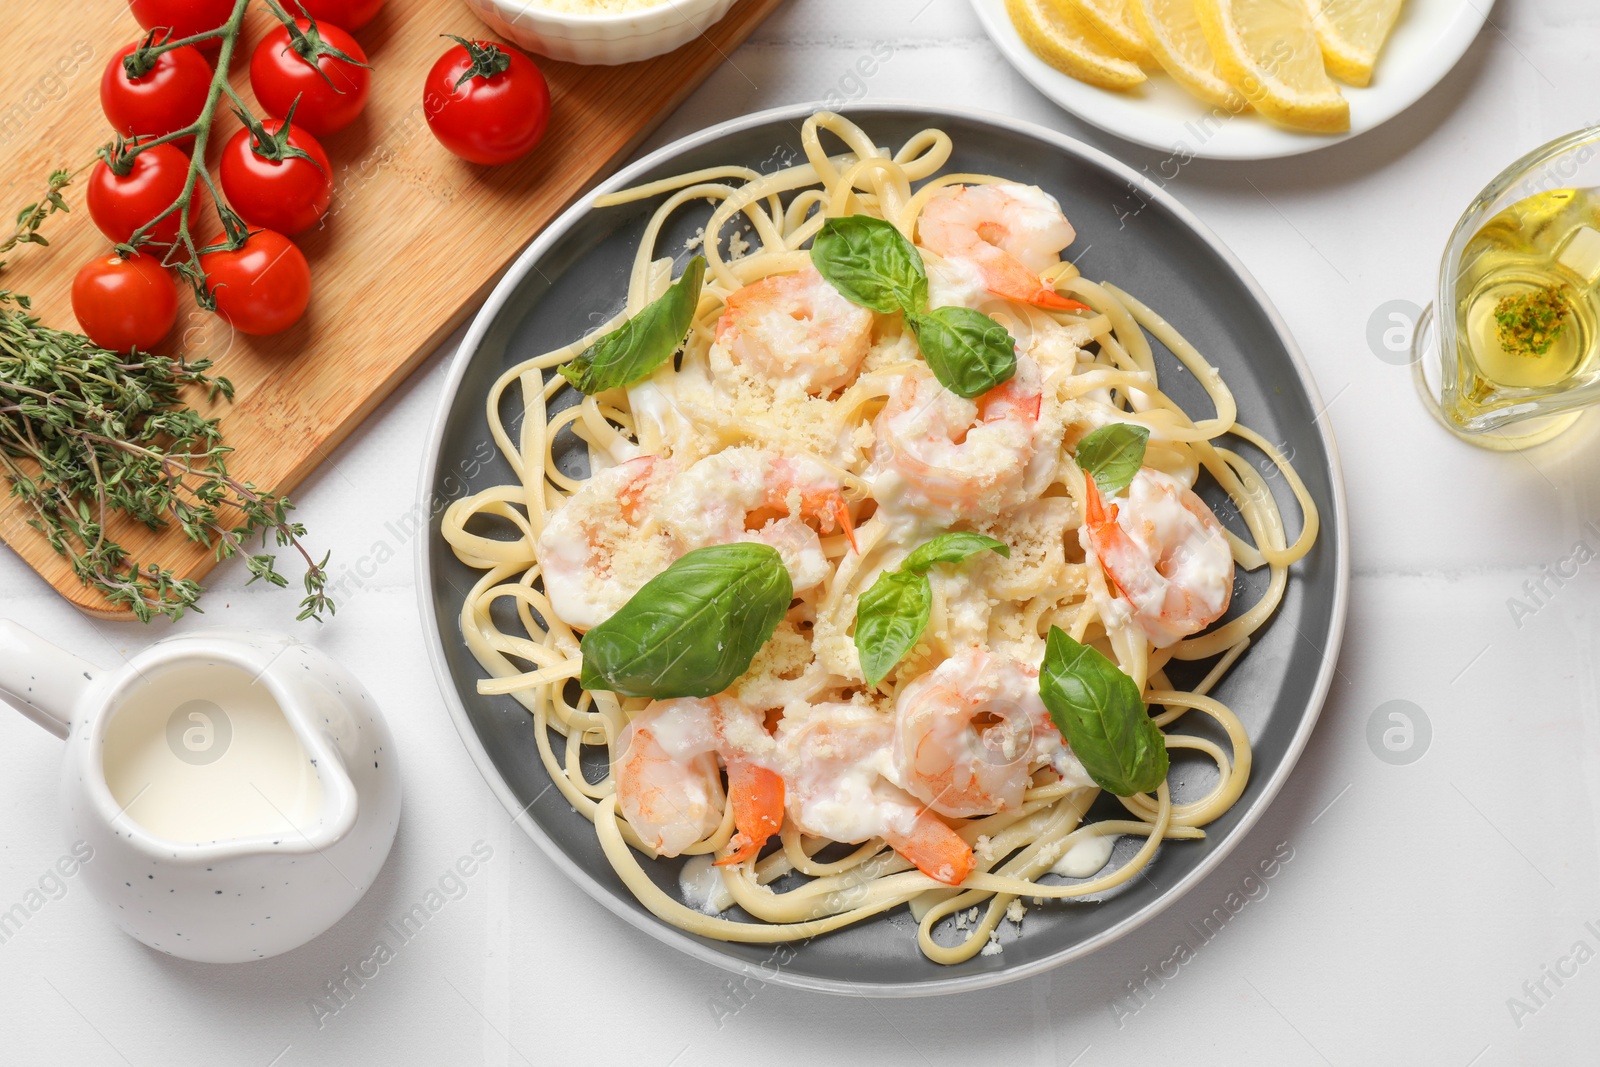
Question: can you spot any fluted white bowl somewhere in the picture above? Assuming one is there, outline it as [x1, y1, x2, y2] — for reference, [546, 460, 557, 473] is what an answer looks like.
[462, 0, 741, 65]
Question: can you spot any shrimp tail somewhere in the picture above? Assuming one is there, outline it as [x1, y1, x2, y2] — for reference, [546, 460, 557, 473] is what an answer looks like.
[975, 252, 1092, 313]
[1082, 476, 1139, 603]
[884, 811, 975, 887]
[833, 496, 860, 554]
[715, 761, 785, 867]
[1029, 288, 1093, 313]
[1082, 474, 1117, 527]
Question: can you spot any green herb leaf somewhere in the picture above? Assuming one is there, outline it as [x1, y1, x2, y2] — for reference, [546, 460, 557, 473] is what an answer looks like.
[853, 569, 932, 688]
[908, 305, 1017, 399]
[810, 215, 927, 315]
[1038, 627, 1168, 796]
[579, 542, 791, 699]
[560, 256, 706, 395]
[1494, 284, 1570, 358]
[1074, 423, 1149, 498]
[903, 531, 1009, 575]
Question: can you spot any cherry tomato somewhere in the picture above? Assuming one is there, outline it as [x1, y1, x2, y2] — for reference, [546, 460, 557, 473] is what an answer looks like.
[86, 143, 198, 247]
[295, 0, 385, 31]
[72, 253, 179, 353]
[250, 20, 370, 137]
[424, 38, 550, 166]
[220, 121, 333, 236]
[100, 38, 213, 147]
[200, 229, 312, 336]
[129, 0, 233, 48]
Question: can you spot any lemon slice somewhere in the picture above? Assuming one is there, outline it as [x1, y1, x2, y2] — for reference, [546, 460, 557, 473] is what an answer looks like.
[1196, 0, 1349, 132]
[1305, 0, 1404, 87]
[1127, 0, 1248, 110]
[1070, 0, 1157, 68]
[1007, 0, 1148, 91]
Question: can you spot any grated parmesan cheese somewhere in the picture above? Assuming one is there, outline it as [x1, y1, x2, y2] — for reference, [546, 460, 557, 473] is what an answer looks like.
[526, 0, 668, 12]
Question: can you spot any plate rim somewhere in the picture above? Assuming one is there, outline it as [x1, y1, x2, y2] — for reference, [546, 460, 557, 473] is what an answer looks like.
[968, 0, 1492, 161]
[415, 100, 1351, 998]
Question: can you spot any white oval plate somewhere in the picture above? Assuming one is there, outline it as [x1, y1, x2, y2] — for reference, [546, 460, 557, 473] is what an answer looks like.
[970, 0, 1490, 160]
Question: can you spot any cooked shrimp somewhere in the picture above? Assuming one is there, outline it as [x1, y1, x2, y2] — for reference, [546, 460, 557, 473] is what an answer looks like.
[614, 697, 785, 862]
[776, 702, 974, 886]
[614, 699, 724, 857]
[715, 266, 875, 396]
[656, 446, 857, 589]
[537, 456, 678, 629]
[710, 696, 785, 867]
[918, 183, 1086, 311]
[1080, 467, 1235, 648]
[888, 647, 1078, 819]
[871, 357, 1046, 523]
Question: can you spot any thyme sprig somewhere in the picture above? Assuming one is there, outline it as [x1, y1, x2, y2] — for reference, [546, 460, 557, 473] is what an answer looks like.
[0, 169, 75, 272]
[0, 292, 333, 622]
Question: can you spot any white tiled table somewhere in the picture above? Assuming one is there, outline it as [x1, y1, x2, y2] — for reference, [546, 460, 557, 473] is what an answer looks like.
[4, 1, 1598, 1062]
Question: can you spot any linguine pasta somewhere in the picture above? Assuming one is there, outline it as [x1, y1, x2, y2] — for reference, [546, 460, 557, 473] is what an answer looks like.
[440, 112, 1318, 965]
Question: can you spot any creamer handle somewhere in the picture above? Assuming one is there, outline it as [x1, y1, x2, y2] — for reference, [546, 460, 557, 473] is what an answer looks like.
[0, 621, 98, 739]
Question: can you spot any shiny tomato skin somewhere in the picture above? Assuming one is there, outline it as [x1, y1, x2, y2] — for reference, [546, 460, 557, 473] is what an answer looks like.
[72, 253, 179, 353]
[128, 0, 233, 50]
[200, 229, 312, 336]
[250, 20, 370, 137]
[100, 40, 213, 146]
[86, 143, 197, 247]
[295, 0, 385, 31]
[220, 121, 333, 236]
[423, 41, 550, 166]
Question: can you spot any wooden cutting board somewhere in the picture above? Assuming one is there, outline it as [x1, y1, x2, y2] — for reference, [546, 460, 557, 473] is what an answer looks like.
[0, 0, 782, 619]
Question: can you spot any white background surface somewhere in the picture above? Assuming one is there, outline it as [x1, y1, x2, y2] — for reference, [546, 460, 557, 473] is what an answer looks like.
[3, 0, 1599, 1063]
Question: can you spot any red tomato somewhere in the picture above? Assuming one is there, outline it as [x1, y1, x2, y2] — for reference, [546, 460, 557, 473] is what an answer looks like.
[424, 38, 550, 166]
[250, 20, 370, 137]
[220, 121, 333, 236]
[295, 0, 385, 31]
[100, 39, 213, 146]
[86, 143, 198, 247]
[72, 253, 179, 353]
[200, 230, 312, 336]
[129, 0, 233, 46]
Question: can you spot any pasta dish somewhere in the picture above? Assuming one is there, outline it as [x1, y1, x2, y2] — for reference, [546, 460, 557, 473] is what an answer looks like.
[440, 112, 1317, 965]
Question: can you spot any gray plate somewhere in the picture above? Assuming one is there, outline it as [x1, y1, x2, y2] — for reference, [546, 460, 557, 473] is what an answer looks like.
[416, 103, 1349, 998]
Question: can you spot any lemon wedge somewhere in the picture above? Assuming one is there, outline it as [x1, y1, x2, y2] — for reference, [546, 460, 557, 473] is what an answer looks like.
[1127, 0, 1248, 110]
[1070, 0, 1158, 68]
[1196, 0, 1349, 132]
[1007, 0, 1149, 91]
[1305, 0, 1404, 87]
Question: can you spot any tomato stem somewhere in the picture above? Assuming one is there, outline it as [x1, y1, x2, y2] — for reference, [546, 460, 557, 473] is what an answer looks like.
[262, 0, 371, 88]
[120, 0, 255, 305]
[443, 35, 512, 90]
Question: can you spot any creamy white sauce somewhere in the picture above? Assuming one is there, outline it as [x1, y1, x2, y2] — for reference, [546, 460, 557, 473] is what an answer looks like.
[925, 254, 991, 311]
[1052, 834, 1116, 878]
[677, 854, 735, 914]
[101, 663, 323, 844]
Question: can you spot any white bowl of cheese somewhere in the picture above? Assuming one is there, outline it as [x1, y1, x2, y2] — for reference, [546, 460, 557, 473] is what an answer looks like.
[462, 0, 742, 65]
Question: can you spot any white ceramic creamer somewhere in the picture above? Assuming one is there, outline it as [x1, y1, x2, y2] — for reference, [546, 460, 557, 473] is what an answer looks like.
[0, 622, 401, 963]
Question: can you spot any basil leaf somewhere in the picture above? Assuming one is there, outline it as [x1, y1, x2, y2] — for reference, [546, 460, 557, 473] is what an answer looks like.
[908, 305, 1017, 399]
[853, 569, 932, 687]
[810, 215, 927, 315]
[903, 532, 1009, 575]
[1037, 627, 1168, 797]
[578, 542, 790, 699]
[1074, 423, 1149, 498]
[560, 256, 706, 395]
